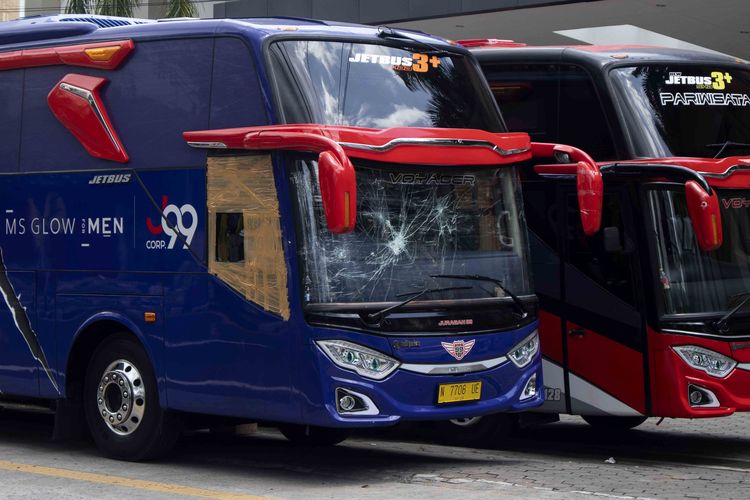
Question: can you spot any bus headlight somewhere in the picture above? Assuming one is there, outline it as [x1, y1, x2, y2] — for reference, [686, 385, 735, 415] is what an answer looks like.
[673, 345, 736, 378]
[508, 331, 539, 368]
[316, 340, 400, 380]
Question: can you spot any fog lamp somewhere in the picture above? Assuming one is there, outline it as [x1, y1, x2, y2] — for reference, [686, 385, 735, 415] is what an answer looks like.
[339, 394, 356, 411]
[689, 388, 703, 405]
[520, 373, 538, 401]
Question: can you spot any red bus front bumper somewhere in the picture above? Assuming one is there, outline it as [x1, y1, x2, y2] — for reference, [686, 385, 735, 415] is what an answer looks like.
[650, 330, 750, 417]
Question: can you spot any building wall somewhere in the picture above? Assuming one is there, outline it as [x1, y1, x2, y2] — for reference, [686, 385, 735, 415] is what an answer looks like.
[2, 0, 62, 20]
[0, 0, 21, 21]
[215, 0, 578, 23]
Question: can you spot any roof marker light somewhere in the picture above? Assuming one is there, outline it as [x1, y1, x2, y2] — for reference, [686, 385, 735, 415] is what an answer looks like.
[84, 46, 122, 62]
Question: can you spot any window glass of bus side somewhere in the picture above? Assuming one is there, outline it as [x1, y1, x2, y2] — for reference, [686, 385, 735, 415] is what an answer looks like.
[557, 65, 617, 161]
[484, 63, 560, 143]
[566, 190, 637, 307]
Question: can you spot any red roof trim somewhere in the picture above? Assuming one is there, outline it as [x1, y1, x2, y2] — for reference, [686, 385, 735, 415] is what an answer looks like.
[183, 125, 532, 166]
[0, 39, 134, 72]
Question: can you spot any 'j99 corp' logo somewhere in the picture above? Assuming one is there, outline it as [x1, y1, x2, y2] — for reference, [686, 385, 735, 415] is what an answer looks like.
[146, 196, 198, 250]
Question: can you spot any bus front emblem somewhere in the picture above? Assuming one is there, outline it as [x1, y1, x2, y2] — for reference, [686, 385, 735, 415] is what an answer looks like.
[441, 339, 475, 361]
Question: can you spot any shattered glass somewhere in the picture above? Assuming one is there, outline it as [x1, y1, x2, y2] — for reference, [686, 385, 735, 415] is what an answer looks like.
[291, 159, 532, 304]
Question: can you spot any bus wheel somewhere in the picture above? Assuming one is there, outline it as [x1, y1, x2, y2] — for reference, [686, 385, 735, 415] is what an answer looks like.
[582, 415, 647, 431]
[436, 414, 516, 447]
[84, 333, 179, 460]
[278, 424, 349, 446]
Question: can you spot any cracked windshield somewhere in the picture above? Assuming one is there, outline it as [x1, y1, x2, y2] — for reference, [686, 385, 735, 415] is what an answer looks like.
[291, 161, 531, 303]
[272, 39, 529, 304]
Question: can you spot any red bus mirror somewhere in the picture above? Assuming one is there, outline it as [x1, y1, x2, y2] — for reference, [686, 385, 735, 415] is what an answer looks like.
[318, 150, 357, 234]
[685, 180, 722, 251]
[576, 160, 603, 236]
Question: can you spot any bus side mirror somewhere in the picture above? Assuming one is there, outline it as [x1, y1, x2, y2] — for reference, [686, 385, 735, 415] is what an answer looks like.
[576, 160, 603, 236]
[318, 151, 357, 234]
[685, 180, 722, 251]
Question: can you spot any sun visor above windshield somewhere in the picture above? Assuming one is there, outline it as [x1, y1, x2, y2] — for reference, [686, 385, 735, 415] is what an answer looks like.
[184, 125, 532, 166]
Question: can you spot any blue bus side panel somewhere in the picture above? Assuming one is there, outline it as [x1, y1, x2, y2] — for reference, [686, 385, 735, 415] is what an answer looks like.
[209, 37, 269, 129]
[0, 69, 23, 173]
[0, 272, 38, 396]
[19, 38, 213, 172]
[0, 168, 205, 399]
[0, 169, 206, 272]
[164, 274, 295, 421]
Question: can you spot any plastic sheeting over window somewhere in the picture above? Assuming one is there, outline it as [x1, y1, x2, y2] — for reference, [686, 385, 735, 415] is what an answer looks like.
[208, 155, 290, 320]
[290, 159, 532, 304]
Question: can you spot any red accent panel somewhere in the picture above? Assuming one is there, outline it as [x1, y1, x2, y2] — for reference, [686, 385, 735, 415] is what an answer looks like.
[730, 341, 750, 363]
[531, 142, 603, 235]
[685, 180, 723, 251]
[0, 40, 134, 71]
[538, 310, 563, 364]
[318, 150, 356, 232]
[610, 156, 750, 189]
[457, 39, 527, 48]
[566, 321, 646, 414]
[183, 125, 532, 166]
[576, 160, 603, 236]
[647, 328, 750, 417]
[238, 129, 356, 234]
[47, 74, 129, 163]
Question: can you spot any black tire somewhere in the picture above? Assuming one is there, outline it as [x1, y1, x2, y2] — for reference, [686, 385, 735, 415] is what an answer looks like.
[435, 414, 516, 447]
[278, 424, 349, 446]
[582, 415, 647, 431]
[84, 333, 179, 461]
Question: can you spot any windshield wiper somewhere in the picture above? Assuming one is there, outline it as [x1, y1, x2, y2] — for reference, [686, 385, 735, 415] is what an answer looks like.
[714, 291, 750, 333]
[376, 25, 455, 57]
[365, 285, 472, 323]
[432, 274, 529, 319]
[705, 141, 750, 159]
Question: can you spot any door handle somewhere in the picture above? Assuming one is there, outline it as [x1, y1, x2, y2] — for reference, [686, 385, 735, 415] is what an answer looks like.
[568, 328, 585, 337]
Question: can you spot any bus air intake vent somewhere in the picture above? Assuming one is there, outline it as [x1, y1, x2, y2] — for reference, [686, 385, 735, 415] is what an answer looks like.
[59, 16, 151, 28]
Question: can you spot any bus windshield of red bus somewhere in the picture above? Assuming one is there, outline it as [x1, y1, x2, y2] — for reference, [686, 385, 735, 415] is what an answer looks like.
[611, 65, 750, 158]
[290, 159, 532, 304]
[648, 186, 750, 316]
[267, 39, 502, 130]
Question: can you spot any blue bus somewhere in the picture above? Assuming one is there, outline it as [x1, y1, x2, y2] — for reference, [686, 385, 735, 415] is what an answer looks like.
[0, 15, 582, 459]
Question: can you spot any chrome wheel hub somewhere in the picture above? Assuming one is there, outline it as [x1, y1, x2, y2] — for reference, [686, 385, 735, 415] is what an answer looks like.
[96, 359, 146, 436]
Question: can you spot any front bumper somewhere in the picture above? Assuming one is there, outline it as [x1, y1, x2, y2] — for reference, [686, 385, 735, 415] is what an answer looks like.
[651, 332, 750, 417]
[301, 344, 543, 428]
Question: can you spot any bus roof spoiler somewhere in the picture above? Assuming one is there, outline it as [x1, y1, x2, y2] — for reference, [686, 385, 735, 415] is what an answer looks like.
[184, 124, 534, 234]
[534, 155, 723, 251]
[456, 39, 527, 48]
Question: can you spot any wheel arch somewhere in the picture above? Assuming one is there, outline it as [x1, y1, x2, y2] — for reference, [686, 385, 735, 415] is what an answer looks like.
[65, 312, 162, 405]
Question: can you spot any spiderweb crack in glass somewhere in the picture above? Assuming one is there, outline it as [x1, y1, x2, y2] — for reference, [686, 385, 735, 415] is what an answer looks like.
[291, 160, 532, 304]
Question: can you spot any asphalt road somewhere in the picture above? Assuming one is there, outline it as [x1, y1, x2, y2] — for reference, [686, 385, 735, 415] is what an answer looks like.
[0, 409, 748, 499]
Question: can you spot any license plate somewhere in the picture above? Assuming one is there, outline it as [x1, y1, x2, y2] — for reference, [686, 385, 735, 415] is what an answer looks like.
[437, 381, 482, 404]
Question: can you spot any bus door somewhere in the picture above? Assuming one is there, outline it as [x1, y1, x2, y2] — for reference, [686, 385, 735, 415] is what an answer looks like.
[561, 185, 648, 416]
